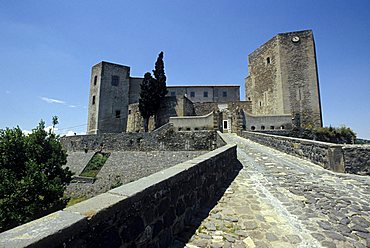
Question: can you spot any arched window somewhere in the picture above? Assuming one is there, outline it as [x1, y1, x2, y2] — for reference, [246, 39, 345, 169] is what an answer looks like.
[251, 126, 256, 131]
[92, 95, 96, 105]
[281, 125, 285, 130]
[261, 125, 265, 130]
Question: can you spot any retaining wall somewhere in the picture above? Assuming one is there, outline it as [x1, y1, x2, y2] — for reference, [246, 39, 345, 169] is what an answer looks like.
[0, 144, 237, 248]
[241, 131, 369, 175]
[61, 125, 220, 152]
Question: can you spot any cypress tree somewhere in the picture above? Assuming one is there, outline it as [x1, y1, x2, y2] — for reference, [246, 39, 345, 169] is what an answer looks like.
[153, 51, 168, 97]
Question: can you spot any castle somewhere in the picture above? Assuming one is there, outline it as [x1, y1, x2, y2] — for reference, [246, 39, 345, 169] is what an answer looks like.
[87, 30, 322, 134]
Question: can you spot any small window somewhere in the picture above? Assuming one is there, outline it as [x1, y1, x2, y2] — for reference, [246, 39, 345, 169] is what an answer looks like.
[111, 75, 119, 86]
[222, 91, 227, 97]
[203, 91, 208, 97]
[261, 125, 265, 130]
[266, 57, 271, 64]
[190, 92, 195, 97]
[115, 110, 121, 119]
[93, 76, 97, 85]
[248, 97, 251, 100]
[270, 126, 275, 130]
[281, 125, 285, 130]
[251, 126, 256, 131]
[128, 110, 131, 114]
[170, 91, 176, 96]
[259, 101, 262, 107]
[92, 95, 95, 105]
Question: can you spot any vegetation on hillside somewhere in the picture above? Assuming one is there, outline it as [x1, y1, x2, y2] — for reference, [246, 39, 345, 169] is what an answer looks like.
[0, 118, 72, 232]
[139, 51, 168, 132]
[290, 125, 356, 144]
[80, 152, 110, 178]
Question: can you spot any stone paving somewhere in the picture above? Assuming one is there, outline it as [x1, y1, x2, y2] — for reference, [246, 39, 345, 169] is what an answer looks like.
[178, 134, 370, 248]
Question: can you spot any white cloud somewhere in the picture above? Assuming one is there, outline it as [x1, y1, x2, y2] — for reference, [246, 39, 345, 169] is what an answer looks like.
[40, 96, 65, 104]
[68, 105, 76, 108]
[64, 130, 84, 136]
[44, 125, 58, 133]
[22, 130, 32, 136]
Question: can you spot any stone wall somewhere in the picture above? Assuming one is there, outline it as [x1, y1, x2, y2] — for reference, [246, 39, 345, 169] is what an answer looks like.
[240, 131, 370, 175]
[169, 112, 215, 131]
[127, 96, 195, 133]
[167, 86, 240, 103]
[342, 145, 370, 175]
[0, 145, 238, 248]
[245, 113, 292, 131]
[61, 125, 220, 152]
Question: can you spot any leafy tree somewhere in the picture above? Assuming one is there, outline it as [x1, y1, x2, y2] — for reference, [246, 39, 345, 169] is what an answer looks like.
[0, 118, 72, 232]
[139, 52, 168, 132]
[139, 72, 161, 132]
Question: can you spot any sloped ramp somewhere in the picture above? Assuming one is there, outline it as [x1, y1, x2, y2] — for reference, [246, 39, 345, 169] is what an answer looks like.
[63, 151, 95, 175]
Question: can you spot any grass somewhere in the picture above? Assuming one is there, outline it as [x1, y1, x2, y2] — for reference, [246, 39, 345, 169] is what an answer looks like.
[66, 196, 88, 207]
[80, 152, 110, 178]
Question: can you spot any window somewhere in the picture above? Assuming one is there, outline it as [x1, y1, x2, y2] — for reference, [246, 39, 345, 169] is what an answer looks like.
[266, 57, 271, 64]
[93, 76, 97, 85]
[111, 75, 119, 86]
[281, 125, 285, 130]
[190, 92, 195, 97]
[270, 126, 275, 130]
[92, 95, 95, 105]
[203, 91, 208, 97]
[128, 110, 131, 114]
[115, 110, 121, 119]
[222, 91, 227, 97]
[259, 101, 262, 107]
[170, 91, 176, 96]
[261, 125, 265, 130]
[251, 126, 256, 131]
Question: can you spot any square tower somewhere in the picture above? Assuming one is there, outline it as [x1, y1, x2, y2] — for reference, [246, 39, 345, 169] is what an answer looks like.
[245, 30, 322, 128]
[87, 62, 131, 134]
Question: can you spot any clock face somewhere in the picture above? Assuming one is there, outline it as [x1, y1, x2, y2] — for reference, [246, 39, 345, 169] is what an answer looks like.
[292, 36, 300, 42]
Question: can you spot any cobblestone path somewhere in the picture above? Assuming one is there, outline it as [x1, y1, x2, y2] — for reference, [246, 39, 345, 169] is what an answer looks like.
[180, 134, 370, 248]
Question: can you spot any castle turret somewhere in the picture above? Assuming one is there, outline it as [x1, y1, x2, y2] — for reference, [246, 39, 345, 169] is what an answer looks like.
[245, 30, 322, 128]
[87, 62, 131, 134]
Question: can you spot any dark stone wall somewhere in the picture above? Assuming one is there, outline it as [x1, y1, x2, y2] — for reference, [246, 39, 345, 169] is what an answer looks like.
[240, 131, 344, 172]
[342, 146, 370, 175]
[240, 131, 370, 175]
[0, 145, 238, 248]
[61, 125, 220, 152]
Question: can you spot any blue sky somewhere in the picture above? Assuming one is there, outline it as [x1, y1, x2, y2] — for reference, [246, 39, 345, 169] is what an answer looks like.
[0, 1, 369, 139]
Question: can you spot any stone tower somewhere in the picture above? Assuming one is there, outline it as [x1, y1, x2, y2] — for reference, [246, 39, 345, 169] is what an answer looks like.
[87, 62, 131, 134]
[245, 30, 322, 128]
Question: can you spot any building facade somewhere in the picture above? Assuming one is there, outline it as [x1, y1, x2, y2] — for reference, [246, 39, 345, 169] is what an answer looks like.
[245, 30, 322, 128]
[87, 30, 322, 134]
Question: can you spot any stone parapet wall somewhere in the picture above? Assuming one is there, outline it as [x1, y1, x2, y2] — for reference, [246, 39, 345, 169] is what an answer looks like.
[169, 112, 214, 131]
[0, 144, 238, 248]
[240, 131, 369, 175]
[342, 145, 370, 175]
[61, 125, 220, 152]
